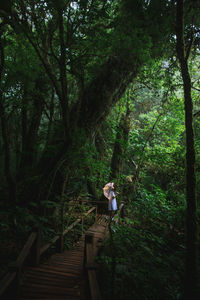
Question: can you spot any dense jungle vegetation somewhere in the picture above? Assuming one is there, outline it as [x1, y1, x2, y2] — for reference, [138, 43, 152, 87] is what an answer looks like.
[0, 0, 200, 299]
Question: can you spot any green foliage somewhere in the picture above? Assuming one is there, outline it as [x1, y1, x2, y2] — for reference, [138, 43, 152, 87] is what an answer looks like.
[0, 1, 200, 296]
[98, 193, 186, 300]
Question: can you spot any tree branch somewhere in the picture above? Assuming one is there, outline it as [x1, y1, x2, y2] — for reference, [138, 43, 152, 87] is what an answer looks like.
[12, 9, 62, 100]
[58, 7, 69, 135]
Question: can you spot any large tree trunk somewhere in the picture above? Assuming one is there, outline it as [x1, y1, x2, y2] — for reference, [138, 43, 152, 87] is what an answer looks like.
[176, 1, 198, 298]
[36, 58, 137, 204]
[5, 0, 171, 208]
[78, 57, 137, 133]
[39, 56, 139, 175]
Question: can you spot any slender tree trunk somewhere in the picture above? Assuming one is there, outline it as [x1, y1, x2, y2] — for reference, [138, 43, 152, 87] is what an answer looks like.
[0, 92, 16, 203]
[0, 37, 16, 203]
[20, 78, 45, 170]
[44, 88, 55, 150]
[20, 85, 28, 168]
[176, 1, 198, 298]
[110, 107, 131, 180]
[58, 7, 69, 139]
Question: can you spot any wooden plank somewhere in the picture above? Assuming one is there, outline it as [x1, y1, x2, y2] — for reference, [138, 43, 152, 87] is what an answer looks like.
[23, 274, 76, 284]
[38, 265, 81, 275]
[48, 260, 82, 266]
[21, 281, 80, 292]
[49, 261, 83, 267]
[23, 266, 80, 278]
[50, 256, 83, 262]
[49, 260, 82, 266]
[23, 269, 79, 282]
[21, 283, 80, 296]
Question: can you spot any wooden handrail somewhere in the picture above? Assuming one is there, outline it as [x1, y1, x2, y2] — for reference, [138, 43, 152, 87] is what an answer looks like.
[88, 270, 101, 300]
[63, 218, 81, 236]
[40, 234, 60, 256]
[115, 203, 124, 224]
[84, 205, 125, 300]
[40, 217, 82, 255]
[0, 206, 97, 299]
[68, 200, 108, 205]
[0, 232, 38, 299]
[83, 206, 96, 217]
[40, 206, 96, 254]
[84, 233, 102, 300]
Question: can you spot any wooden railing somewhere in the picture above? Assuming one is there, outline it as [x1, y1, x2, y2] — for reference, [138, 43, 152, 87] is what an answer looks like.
[0, 202, 125, 300]
[84, 232, 102, 300]
[84, 202, 125, 300]
[0, 206, 96, 300]
[115, 203, 125, 224]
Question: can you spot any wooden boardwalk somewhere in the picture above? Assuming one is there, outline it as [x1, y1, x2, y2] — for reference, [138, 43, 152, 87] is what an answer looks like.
[18, 216, 108, 300]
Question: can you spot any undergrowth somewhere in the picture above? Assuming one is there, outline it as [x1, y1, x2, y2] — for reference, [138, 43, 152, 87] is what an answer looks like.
[97, 187, 188, 300]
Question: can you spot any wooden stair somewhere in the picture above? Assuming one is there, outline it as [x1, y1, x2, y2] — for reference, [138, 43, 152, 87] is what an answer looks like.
[18, 216, 107, 300]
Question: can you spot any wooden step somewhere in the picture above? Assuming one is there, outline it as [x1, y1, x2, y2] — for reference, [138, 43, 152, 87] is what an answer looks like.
[18, 219, 108, 300]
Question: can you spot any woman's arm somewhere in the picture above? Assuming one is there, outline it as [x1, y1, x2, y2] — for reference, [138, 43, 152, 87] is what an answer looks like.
[108, 191, 115, 201]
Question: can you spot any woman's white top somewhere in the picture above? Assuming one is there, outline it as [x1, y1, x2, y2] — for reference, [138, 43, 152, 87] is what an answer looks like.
[108, 191, 117, 211]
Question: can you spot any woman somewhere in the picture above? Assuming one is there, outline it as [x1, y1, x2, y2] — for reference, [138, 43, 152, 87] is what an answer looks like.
[103, 182, 118, 219]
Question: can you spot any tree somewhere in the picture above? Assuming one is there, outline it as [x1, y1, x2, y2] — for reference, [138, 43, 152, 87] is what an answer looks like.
[1, 1, 174, 203]
[0, 0, 177, 214]
[176, 0, 199, 297]
[0, 23, 18, 204]
[110, 92, 131, 180]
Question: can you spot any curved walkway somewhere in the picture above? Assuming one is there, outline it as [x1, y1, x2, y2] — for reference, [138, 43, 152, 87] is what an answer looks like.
[18, 216, 107, 300]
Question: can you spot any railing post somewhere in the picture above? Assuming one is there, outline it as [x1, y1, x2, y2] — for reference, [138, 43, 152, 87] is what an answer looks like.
[84, 233, 93, 300]
[56, 233, 64, 253]
[115, 203, 124, 224]
[95, 205, 98, 222]
[83, 233, 93, 269]
[120, 204, 124, 220]
[29, 229, 41, 267]
[82, 216, 84, 235]
[84, 231, 102, 300]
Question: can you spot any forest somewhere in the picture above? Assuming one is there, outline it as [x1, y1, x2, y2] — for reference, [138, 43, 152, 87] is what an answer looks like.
[0, 0, 200, 299]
